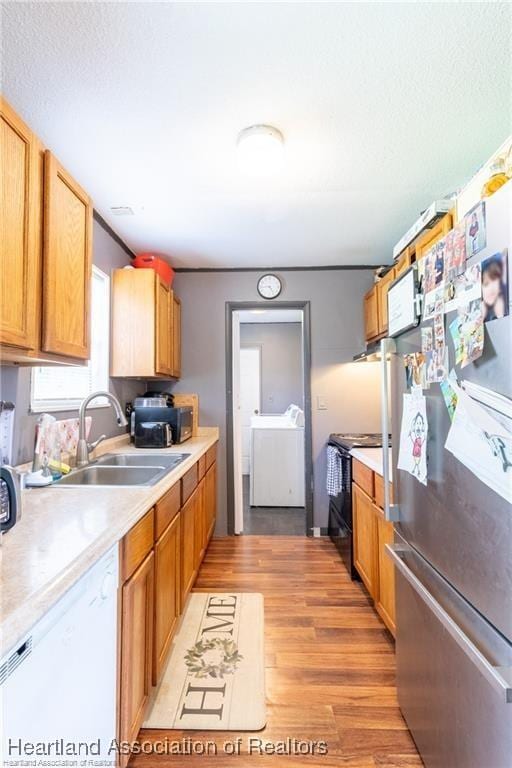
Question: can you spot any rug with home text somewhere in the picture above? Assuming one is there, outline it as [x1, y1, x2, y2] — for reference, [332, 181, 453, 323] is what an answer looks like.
[143, 592, 266, 730]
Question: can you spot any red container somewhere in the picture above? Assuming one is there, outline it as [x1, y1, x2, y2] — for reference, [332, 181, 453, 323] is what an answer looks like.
[133, 253, 175, 287]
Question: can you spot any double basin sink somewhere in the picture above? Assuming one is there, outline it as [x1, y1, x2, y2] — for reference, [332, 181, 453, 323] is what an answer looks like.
[56, 452, 190, 487]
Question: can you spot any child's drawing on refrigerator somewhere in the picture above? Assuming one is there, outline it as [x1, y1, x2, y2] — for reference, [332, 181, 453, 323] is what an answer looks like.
[398, 392, 428, 485]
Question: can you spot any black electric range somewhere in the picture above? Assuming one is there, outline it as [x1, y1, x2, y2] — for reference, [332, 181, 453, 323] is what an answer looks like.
[327, 432, 388, 579]
[328, 432, 386, 451]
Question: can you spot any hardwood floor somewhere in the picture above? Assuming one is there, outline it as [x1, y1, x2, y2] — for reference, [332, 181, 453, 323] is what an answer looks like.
[134, 536, 422, 767]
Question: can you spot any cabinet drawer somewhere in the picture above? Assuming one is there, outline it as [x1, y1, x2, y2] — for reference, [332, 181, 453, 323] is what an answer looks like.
[121, 509, 154, 582]
[155, 482, 181, 540]
[198, 453, 206, 480]
[352, 459, 374, 497]
[374, 473, 393, 509]
[206, 443, 217, 470]
[181, 463, 198, 505]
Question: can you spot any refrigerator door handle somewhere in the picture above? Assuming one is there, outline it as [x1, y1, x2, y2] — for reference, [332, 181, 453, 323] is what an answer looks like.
[387, 543, 512, 703]
[380, 338, 399, 522]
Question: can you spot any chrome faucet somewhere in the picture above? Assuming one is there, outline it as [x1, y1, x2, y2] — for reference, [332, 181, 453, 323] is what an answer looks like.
[76, 391, 128, 467]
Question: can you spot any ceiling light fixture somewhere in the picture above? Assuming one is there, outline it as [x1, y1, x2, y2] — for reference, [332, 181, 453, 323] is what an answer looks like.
[236, 124, 284, 176]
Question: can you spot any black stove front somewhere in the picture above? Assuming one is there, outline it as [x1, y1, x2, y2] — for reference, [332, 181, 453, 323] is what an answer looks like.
[327, 433, 385, 580]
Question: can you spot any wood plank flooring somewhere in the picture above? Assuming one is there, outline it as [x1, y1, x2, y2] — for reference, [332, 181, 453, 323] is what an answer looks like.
[134, 536, 422, 768]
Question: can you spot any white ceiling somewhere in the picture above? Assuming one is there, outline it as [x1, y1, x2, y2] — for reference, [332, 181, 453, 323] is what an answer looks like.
[238, 309, 303, 324]
[2, 2, 511, 268]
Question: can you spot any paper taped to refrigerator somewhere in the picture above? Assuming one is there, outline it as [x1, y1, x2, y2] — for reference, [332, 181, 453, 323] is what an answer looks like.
[445, 387, 512, 503]
[398, 392, 428, 486]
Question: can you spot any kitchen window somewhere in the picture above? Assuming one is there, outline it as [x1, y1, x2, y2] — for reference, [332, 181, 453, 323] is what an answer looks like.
[30, 266, 110, 412]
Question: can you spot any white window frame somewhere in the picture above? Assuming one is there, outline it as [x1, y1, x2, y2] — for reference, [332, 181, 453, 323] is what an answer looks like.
[30, 266, 111, 413]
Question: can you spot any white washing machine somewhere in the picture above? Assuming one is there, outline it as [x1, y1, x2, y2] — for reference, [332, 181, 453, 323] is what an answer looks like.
[250, 405, 305, 507]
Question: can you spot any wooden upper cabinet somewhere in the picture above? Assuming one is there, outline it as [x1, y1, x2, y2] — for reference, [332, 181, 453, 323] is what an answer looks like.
[394, 248, 412, 279]
[376, 267, 396, 337]
[42, 151, 92, 359]
[415, 212, 453, 261]
[111, 268, 181, 379]
[0, 98, 40, 351]
[364, 286, 379, 341]
[155, 279, 173, 376]
[172, 294, 181, 378]
[1, 99, 93, 365]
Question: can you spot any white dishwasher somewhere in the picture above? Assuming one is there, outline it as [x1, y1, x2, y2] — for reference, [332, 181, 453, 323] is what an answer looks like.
[1, 546, 119, 763]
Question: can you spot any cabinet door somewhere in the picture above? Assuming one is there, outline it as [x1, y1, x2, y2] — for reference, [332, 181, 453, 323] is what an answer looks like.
[0, 98, 40, 350]
[205, 461, 217, 543]
[119, 551, 154, 763]
[364, 286, 379, 341]
[376, 511, 396, 636]
[181, 486, 197, 606]
[153, 513, 181, 684]
[415, 213, 453, 262]
[195, 476, 206, 569]
[172, 294, 181, 378]
[377, 268, 396, 336]
[352, 482, 378, 598]
[42, 151, 92, 359]
[394, 249, 412, 279]
[155, 278, 172, 376]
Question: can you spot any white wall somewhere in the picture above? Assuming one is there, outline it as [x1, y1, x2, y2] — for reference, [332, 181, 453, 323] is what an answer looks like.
[240, 322, 303, 414]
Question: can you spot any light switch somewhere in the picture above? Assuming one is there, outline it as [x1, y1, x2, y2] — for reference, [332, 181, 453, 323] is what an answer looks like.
[317, 396, 328, 410]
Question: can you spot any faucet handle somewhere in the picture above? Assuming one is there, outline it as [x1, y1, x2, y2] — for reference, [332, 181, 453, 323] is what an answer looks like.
[88, 434, 107, 454]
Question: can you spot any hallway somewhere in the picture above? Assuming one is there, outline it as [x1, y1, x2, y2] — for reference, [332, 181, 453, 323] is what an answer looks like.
[135, 536, 422, 767]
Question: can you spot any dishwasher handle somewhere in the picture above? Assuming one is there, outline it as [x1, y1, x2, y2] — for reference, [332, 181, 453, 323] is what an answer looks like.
[387, 543, 512, 703]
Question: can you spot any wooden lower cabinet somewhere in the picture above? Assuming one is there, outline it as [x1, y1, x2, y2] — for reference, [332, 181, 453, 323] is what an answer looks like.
[119, 551, 154, 766]
[352, 482, 378, 599]
[353, 474, 396, 637]
[153, 513, 180, 685]
[195, 476, 206, 566]
[376, 512, 396, 636]
[118, 443, 218, 752]
[205, 461, 217, 543]
[180, 485, 198, 606]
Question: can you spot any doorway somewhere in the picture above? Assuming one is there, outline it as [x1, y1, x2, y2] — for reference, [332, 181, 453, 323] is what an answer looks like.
[226, 301, 313, 537]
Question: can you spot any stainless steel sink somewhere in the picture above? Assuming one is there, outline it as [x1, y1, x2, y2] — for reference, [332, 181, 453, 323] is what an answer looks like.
[96, 453, 190, 469]
[55, 453, 190, 487]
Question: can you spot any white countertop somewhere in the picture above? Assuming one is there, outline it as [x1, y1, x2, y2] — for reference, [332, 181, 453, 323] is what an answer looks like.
[1, 427, 219, 657]
[350, 446, 393, 478]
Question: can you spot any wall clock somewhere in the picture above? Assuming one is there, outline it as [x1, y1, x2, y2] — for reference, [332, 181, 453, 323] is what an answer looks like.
[257, 273, 282, 300]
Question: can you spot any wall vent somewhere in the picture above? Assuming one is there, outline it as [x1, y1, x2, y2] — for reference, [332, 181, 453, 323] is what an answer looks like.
[110, 206, 134, 216]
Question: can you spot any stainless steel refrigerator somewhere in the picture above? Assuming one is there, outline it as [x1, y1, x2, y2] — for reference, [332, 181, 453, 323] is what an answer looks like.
[380, 182, 512, 768]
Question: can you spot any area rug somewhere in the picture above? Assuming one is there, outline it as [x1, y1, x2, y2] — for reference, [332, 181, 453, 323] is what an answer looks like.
[143, 593, 266, 730]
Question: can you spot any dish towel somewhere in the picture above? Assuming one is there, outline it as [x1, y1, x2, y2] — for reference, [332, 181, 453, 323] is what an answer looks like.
[326, 445, 343, 496]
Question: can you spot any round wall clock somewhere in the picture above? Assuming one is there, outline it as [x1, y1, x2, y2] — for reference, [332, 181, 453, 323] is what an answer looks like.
[257, 273, 282, 300]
